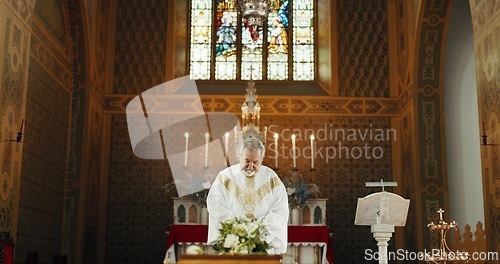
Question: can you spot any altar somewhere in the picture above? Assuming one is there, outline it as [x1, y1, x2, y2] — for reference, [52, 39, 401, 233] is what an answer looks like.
[172, 197, 328, 226]
[168, 194, 332, 263]
[165, 224, 334, 263]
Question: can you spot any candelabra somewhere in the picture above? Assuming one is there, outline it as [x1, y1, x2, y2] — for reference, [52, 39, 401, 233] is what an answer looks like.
[425, 208, 469, 263]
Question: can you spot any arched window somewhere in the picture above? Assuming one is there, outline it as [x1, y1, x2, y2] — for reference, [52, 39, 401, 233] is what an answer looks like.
[189, 0, 315, 82]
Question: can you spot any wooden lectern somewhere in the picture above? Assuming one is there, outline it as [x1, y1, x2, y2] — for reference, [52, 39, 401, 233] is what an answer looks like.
[178, 254, 282, 264]
[355, 180, 410, 264]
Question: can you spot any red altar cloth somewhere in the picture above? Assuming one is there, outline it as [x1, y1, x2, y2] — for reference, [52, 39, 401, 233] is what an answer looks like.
[166, 224, 334, 263]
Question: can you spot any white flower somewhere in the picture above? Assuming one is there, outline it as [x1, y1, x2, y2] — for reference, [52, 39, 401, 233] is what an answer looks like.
[185, 245, 203, 255]
[223, 234, 239, 249]
[237, 246, 248, 254]
[215, 217, 271, 254]
[245, 222, 259, 237]
[233, 223, 247, 236]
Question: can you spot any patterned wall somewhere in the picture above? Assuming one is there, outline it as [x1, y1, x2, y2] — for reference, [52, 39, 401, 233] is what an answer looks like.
[16, 58, 71, 263]
[106, 115, 174, 264]
[13, 0, 74, 263]
[337, 0, 390, 97]
[105, 0, 168, 263]
[112, 0, 167, 94]
[469, 0, 500, 255]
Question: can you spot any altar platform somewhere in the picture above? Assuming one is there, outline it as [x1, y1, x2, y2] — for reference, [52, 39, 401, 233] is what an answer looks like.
[178, 254, 282, 264]
[165, 224, 334, 263]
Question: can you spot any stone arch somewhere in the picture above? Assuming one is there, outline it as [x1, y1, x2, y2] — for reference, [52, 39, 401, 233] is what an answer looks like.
[411, 0, 453, 252]
[60, 0, 93, 263]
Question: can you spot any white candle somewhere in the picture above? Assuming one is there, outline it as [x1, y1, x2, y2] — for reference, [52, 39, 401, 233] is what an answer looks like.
[224, 132, 229, 155]
[184, 132, 189, 166]
[204, 132, 209, 167]
[263, 126, 268, 145]
[310, 135, 315, 169]
[291, 134, 296, 168]
[234, 126, 238, 147]
[274, 133, 279, 168]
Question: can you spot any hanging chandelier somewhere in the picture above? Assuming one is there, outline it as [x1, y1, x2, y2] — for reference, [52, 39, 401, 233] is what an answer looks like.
[237, 0, 271, 27]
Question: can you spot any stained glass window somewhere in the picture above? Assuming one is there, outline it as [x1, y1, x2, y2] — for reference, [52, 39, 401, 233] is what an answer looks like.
[189, 0, 315, 81]
[190, 0, 213, 80]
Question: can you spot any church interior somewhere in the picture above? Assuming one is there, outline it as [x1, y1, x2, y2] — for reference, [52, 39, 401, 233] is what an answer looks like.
[0, 0, 499, 263]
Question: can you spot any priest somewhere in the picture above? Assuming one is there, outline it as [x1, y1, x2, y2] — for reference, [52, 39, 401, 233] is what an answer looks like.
[207, 137, 289, 254]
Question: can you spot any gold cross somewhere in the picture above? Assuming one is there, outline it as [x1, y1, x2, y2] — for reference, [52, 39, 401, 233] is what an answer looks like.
[437, 208, 444, 221]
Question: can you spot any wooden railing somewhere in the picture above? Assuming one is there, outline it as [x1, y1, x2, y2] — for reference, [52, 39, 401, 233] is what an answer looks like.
[452, 221, 487, 264]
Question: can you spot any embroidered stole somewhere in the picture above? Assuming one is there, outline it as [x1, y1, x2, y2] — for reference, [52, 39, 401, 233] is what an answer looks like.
[218, 174, 281, 219]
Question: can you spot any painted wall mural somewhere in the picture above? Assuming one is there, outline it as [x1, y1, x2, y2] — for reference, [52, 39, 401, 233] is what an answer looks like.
[469, 0, 500, 254]
[413, 0, 452, 252]
[0, 0, 33, 241]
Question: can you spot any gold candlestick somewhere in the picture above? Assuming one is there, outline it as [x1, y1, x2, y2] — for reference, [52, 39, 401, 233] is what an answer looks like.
[425, 208, 470, 263]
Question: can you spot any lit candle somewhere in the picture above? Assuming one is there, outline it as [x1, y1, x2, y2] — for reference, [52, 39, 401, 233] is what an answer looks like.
[204, 132, 209, 167]
[224, 132, 229, 155]
[184, 132, 189, 166]
[274, 133, 279, 168]
[291, 134, 296, 168]
[310, 134, 315, 169]
[263, 126, 268, 145]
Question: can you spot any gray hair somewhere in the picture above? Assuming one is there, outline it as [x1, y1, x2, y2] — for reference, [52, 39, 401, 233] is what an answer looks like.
[239, 137, 265, 158]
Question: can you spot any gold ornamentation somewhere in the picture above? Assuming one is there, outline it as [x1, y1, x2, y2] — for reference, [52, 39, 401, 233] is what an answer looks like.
[218, 174, 282, 215]
[425, 208, 470, 263]
[238, 186, 260, 212]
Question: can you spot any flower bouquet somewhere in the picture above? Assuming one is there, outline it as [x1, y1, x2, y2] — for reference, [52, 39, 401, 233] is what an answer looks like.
[213, 217, 271, 254]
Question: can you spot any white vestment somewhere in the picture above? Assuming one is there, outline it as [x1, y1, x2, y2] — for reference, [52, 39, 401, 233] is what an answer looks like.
[207, 164, 289, 254]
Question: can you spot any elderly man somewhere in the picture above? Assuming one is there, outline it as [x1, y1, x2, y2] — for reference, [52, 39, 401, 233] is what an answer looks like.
[207, 137, 289, 254]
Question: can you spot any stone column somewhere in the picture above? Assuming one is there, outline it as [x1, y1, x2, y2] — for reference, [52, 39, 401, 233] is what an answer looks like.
[371, 224, 395, 264]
